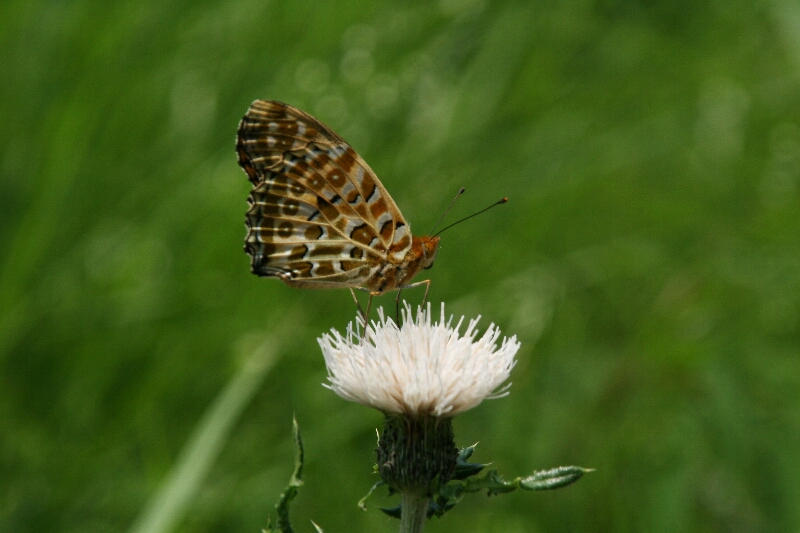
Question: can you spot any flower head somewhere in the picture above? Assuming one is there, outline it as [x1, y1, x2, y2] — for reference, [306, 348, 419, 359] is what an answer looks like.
[318, 303, 520, 417]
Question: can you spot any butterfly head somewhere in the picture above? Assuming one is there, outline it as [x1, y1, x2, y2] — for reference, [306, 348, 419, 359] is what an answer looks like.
[420, 236, 440, 270]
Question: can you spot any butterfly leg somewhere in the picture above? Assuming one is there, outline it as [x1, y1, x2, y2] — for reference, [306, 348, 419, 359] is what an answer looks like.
[360, 293, 378, 344]
[394, 289, 403, 324]
[420, 279, 431, 308]
[397, 279, 432, 311]
[350, 288, 366, 331]
[351, 287, 378, 339]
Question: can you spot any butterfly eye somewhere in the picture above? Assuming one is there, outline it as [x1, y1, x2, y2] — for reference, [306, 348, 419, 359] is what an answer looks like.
[423, 263, 434, 270]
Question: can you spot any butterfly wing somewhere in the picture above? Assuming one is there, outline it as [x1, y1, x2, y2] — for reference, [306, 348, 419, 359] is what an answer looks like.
[237, 100, 413, 289]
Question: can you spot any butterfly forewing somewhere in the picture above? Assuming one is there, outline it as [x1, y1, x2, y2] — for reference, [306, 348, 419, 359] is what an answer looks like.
[237, 100, 418, 292]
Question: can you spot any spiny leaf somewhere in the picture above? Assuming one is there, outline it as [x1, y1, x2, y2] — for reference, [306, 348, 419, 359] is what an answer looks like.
[264, 418, 305, 533]
[451, 444, 488, 480]
[520, 466, 594, 491]
[368, 443, 592, 521]
[358, 481, 384, 511]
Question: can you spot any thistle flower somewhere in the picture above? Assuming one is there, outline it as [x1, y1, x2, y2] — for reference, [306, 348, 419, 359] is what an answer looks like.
[312, 305, 590, 532]
[318, 303, 520, 418]
[318, 303, 520, 532]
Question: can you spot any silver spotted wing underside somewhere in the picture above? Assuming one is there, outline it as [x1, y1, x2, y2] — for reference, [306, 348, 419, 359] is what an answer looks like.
[236, 100, 436, 295]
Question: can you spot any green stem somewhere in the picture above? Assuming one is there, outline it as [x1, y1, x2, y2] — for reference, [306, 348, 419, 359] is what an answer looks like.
[399, 494, 428, 533]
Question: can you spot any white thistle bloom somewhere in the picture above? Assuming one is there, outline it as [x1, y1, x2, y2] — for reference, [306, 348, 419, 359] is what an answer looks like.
[318, 303, 520, 417]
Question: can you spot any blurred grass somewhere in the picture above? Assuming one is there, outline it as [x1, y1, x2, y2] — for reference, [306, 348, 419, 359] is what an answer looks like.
[2, 0, 800, 532]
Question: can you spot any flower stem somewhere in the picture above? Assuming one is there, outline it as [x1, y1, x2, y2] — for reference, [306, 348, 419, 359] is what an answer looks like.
[399, 493, 428, 533]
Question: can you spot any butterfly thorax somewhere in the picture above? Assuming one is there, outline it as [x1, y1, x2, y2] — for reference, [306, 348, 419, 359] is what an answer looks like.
[364, 235, 439, 294]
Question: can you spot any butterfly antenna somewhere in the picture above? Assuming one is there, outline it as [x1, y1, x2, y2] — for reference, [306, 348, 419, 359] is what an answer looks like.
[429, 187, 466, 236]
[433, 197, 508, 238]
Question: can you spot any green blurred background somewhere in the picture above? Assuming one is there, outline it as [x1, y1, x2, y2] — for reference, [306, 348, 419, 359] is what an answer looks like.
[3, 0, 800, 531]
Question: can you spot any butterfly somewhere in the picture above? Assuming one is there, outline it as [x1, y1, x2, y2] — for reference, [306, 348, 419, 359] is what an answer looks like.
[236, 100, 439, 320]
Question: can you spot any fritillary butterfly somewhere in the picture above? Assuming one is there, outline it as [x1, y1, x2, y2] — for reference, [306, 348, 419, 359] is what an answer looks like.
[236, 100, 439, 315]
